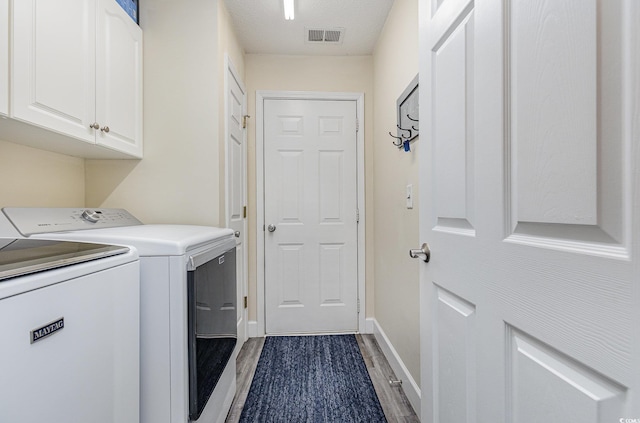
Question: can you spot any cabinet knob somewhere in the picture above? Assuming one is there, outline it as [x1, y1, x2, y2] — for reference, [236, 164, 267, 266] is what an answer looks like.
[100, 126, 110, 133]
[90, 122, 100, 130]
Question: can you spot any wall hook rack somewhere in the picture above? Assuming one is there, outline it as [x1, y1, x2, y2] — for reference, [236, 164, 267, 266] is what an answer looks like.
[391, 74, 419, 151]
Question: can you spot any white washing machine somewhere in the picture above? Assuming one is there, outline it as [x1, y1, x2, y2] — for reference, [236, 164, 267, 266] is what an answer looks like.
[0, 228, 140, 423]
[1, 208, 238, 423]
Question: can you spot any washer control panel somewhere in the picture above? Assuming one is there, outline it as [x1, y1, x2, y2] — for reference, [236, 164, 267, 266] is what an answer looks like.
[2, 208, 143, 236]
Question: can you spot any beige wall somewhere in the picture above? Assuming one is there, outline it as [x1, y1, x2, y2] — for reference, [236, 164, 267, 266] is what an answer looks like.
[372, 0, 420, 386]
[244, 54, 375, 321]
[85, 0, 222, 226]
[0, 140, 85, 207]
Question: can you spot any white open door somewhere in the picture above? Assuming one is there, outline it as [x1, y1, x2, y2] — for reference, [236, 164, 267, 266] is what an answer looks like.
[418, 0, 640, 422]
[225, 57, 248, 345]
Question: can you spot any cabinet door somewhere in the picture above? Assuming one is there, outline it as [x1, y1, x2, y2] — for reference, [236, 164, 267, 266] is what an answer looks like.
[0, 0, 7, 116]
[12, 0, 96, 143]
[96, 0, 143, 158]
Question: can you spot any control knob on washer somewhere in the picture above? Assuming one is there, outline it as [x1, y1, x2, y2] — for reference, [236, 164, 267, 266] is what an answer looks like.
[81, 209, 101, 223]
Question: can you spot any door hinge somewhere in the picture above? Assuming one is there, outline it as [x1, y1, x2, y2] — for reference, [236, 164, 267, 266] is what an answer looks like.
[243, 206, 247, 218]
[356, 118, 359, 133]
[356, 208, 360, 223]
[357, 299, 360, 314]
[243, 296, 248, 309]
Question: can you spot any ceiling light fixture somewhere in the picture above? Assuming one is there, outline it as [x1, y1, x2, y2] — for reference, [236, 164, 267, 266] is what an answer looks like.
[284, 0, 295, 20]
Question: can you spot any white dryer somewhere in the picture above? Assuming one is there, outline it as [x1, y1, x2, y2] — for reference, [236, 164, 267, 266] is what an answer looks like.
[1, 208, 237, 423]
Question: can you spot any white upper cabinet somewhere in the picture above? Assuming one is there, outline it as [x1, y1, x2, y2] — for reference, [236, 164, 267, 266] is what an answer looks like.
[0, 0, 8, 117]
[8, 0, 143, 158]
[95, 0, 143, 158]
[12, 0, 97, 143]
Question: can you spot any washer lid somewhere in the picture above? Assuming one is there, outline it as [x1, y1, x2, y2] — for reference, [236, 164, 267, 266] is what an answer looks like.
[0, 238, 130, 281]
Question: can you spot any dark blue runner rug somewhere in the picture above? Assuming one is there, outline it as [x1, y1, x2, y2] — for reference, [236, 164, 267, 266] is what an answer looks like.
[238, 335, 387, 423]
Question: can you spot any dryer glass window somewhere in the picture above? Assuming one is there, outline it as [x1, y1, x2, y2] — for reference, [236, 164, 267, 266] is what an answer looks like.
[187, 247, 237, 421]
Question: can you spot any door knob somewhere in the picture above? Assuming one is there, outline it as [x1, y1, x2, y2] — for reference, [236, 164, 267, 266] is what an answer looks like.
[234, 231, 240, 238]
[409, 243, 431, 262]
[267, 224, 276, 232]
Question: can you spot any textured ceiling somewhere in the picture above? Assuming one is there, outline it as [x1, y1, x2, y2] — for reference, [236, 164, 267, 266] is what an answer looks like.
[224, 0, 395, 56]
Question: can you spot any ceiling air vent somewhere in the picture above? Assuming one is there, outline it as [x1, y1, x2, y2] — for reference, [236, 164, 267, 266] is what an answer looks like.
[306, 28, 344, 44]
[324, 30, 341, 43]
[308, 29, 325, 42]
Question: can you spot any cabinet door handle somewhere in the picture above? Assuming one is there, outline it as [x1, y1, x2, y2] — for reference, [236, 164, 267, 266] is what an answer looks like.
[90, 122, 100, 130]
[100, 126, 110, 133]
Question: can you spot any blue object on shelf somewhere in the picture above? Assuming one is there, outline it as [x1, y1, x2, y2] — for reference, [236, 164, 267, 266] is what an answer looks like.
[115, 0, 139, 24]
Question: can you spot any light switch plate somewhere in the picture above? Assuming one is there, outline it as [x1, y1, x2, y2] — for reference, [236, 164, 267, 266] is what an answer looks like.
[406, 184, 413, 209]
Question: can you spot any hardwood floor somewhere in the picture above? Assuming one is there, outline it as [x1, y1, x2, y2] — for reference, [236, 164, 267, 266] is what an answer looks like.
[225, 337, 265, 423]
[225, 334, 420, 423]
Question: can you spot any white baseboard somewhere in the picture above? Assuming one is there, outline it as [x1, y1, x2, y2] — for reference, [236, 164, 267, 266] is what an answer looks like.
[364, 317, 375, 334]
[371, 319, 421, 415]
[247, 320, 258, 338]
[235, 318, 246, 360]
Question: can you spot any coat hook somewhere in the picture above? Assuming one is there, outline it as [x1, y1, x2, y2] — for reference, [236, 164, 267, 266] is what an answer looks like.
[397, 125, 412, 139]
[405, 116, 419, 133]
[388, 132, 403, 147]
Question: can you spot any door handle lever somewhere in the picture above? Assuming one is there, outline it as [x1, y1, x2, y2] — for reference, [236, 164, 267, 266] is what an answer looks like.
[409, 243, 431, 262]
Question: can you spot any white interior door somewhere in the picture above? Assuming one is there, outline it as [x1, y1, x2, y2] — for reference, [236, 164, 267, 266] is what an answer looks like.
[264, 99, 358, 334]
[225, 59, 248, 345]
[419, 0, 640, 422]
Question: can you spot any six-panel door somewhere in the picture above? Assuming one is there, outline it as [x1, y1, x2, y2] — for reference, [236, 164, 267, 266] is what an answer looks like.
[264, 99, 359, 334]
[419, 0, 640, 421]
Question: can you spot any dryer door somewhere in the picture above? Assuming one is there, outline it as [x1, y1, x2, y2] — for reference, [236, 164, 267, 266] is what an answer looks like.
[187, 246, 237, 421]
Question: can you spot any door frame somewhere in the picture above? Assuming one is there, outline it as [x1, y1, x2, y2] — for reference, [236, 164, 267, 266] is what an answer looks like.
[224, 54, 248, 345]
[255, 90, 366, 336]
